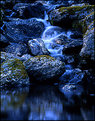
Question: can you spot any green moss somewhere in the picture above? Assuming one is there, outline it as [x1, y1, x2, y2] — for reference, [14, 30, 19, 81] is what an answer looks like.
[87, 20, 95, 29]
[59, 5, 94, 15]
[25, 55, 56, 65]
[1, 58, 28, 79]
[34, 55, 56, 61]
[84, 27, 94, 37]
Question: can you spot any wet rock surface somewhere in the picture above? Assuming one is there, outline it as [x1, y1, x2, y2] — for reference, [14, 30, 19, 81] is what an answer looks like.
[0, 51, 21, 64]
[24, 55, 65, 82]
[59, 68, 85, 84]
[4, 18, 45, 43]
[28, 39, 49, 56]
[4, 42, 29, 56]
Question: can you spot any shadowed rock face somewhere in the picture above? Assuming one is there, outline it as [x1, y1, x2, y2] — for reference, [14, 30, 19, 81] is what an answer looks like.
[24, 55, 65, 82]
[13, 2, 46, 19]
[4, 18, 45, 43]
[48, 4, 94, 28]
[5, 42, 29, 56]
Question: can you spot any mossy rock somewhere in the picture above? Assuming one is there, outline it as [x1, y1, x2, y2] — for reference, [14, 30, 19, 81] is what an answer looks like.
[24, 55, 65, 82]
[59, 5, 94, 15]
[73, 10, 95, 34]
[49, 4, 94, 30]
[0, 58, 29, 87]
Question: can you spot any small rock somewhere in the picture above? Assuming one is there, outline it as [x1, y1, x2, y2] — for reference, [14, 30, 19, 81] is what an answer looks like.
[59, 68, 85, 84]
[28, 39, 49, 56]
[59, 84, 84, 98]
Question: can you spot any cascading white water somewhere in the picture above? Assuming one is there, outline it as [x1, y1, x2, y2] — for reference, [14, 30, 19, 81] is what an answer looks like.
[38, 11, 73, 58]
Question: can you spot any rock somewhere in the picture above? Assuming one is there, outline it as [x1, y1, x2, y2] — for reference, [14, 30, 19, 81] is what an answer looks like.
[48, 4, 94, 29]
[79, 9, 94, 64]
[0, 51, 21, 64]
[0, 51, 32, 64]
[59, 68, 85, 84]
[59, 84, 84, 99]
[0, 58, 29, 87]
[20, 54, 32, 61]
[70, 30, 83, 39]
[4, 18, 45, 43]
[48, 4, 94, 64]
[76, 11, 95, 65]
[0, 34, 9, 49]
[80, 27, 94, 61]
[28, 39, 49, 56]
[63, 55, 75, 64]
[13, 2, 46, 19]
[5, 43, 29, 56]
[52, 34, 70, 45]
[24, 55, 65, 82]
[75, 10, 94, 34]
[63, 39, 83, 54]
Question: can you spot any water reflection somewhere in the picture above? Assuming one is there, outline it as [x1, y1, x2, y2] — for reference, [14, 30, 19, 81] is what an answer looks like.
[1, 85, 94, 120]
[1, 87, 29, 120]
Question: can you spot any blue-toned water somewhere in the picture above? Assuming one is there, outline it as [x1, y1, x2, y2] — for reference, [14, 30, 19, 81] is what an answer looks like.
[1, 85, 95, 120]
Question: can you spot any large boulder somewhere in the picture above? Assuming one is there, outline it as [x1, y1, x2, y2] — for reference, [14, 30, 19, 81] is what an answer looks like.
[28, 39, 49, 56]
[13, 2, 46, 19]
[0, 58, 29, 87]
[4, 18, 45, 43]
[24, 55, 65, 82]
[5, 42, 29, 56]
[48, 4, 94, 29]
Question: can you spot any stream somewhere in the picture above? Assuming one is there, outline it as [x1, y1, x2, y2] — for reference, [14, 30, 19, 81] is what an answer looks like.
[1, 1, 95, 120]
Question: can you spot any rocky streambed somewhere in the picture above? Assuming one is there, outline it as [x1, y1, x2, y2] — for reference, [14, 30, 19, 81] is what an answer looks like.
[0, 0, 95, 120]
